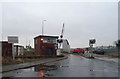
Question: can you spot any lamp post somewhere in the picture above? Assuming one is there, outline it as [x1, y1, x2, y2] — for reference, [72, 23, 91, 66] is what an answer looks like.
[42, 20, 46, 36]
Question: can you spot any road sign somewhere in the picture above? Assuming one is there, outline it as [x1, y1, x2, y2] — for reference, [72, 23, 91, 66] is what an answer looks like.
[8, 36, 18, 43]
[89, 39, 96, 44]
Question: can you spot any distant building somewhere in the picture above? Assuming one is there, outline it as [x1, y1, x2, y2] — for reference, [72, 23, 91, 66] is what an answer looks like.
[26, 45, 32, 51]
[34, 35, 59, 56]
[14, 45, 24, 56]
[0, 41, 12, 58]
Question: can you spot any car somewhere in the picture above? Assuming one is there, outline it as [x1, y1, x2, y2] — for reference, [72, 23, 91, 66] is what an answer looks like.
[72, 48, 85, 53]
[93, 49, 105, 55]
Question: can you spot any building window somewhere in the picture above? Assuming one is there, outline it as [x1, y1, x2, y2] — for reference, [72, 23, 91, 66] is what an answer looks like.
[47, 39, 56, 43]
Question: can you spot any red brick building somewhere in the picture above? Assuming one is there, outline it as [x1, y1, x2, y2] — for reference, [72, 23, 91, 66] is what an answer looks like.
[34, 35, 58, 56]
[0, 41, 12, 57]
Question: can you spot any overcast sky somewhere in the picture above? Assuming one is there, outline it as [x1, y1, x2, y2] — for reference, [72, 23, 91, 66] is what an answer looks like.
[0, 1, 118, 48]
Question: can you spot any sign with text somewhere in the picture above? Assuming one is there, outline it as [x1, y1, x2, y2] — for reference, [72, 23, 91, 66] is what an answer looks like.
[8, 36, 18, 43]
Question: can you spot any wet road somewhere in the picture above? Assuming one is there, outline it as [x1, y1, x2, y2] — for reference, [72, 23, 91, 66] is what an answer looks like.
[2, 54, 118, 77]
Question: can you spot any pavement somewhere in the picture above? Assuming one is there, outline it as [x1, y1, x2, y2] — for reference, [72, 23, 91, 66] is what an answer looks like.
[92, 54, 118, 63]
[94, 56, 118, 63]
[79, 53, 118, 63]
[1, 56, 68, 73]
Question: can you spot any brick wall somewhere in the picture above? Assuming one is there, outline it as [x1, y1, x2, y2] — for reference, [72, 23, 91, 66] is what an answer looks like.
[1, 41, 12, 57]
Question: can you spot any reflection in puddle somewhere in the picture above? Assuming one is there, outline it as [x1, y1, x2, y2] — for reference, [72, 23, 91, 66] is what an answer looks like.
[34, 64, 58, 77]
[34, 64, 69, 77]
[34, 64, 58, 71]
[39, 70, 46, 77]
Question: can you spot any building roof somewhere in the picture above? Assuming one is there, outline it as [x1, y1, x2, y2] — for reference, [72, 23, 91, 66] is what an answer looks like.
[0, 41, 8, 43]
[0, 41, 12, 44]
[14, 45, 24, 47]
[34, 35, 59, 39]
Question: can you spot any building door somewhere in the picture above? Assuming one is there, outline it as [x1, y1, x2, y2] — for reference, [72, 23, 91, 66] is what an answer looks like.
[46, 48, 53, 56]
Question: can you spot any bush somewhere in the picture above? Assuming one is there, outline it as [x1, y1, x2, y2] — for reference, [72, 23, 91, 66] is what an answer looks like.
[23, 50, 34, 56]
[2, 57, 13, 65]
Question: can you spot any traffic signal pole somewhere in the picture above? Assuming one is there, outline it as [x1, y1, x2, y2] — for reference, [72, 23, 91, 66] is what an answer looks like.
[89, 39, 96, 58]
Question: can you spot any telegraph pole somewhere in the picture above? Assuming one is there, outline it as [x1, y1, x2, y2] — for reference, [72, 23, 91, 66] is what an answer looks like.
[42, 20, 46, 36]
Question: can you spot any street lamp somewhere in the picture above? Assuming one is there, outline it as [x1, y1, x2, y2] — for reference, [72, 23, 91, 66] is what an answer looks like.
[41, 38, 44, 41]
[42, 20, 46, 36]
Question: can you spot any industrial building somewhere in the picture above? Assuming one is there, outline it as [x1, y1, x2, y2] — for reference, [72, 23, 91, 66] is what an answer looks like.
[34, 35, 59, 56]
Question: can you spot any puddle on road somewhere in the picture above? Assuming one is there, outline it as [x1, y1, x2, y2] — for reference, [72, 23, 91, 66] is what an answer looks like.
[34, 64, 69, 77]
[35, 64, 56, 77]
[34, 64, 58, 71]
[12, 64, 69, 77]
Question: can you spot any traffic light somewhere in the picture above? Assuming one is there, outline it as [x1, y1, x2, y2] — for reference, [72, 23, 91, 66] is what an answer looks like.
[89, 39, 96, 44]
[57, 39, 63, 43]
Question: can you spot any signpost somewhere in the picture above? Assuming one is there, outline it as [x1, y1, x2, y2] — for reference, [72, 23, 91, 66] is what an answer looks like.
[8, 36, 18, 60]
[57, 39, 63, 55]
[89, 39, 96, 58]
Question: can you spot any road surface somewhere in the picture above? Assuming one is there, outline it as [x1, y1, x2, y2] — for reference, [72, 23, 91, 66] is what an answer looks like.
[2, 54, 119, 77]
